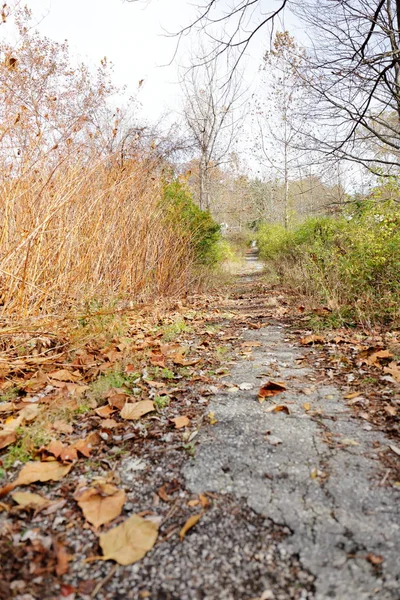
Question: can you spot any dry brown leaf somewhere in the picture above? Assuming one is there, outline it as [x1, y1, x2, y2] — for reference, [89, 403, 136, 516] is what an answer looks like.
[150, 353, 165, 367]
[120, 401, 154, 420]
[384, 405, 397, 417]
[264, 404, 290, 414]
[108, 393, 128, 410]
[0, 430, 16, 450]
[366, 553, 384, 566]
[344, 392, 361, 400]
[384, 362, 400, 382]
[40, 439, 65, 459]
[95, 405, 114, 418]
[0, 402, 14, 413]
[52, 420, 73, 434]
[179, 513, 202, 541]
[14, 461, 72, 487]
[300, 335, 325, 345]
[59, 446, 78, 462]
[240, 341, 262, 348]
[75, 483, 126, 528]
[11, 491, 50, 509]
[71, 439, 91, 458]
[99, 514, 158, 565]
[48, 369, 80, 382]
[199, 494, 210, 508]
[172, 416, 190, 429]
[366, 349, 393, 366]
[55, 540, 71, 576]
[258, 381, 287, 402]
[389, 444, 400, 456]
[100, 419, 118, 429]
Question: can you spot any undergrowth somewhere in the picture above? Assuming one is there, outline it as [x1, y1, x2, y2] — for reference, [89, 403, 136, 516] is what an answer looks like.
[257, 181, 400, 326]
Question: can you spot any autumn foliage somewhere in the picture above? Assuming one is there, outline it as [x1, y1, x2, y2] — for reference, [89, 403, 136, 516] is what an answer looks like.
[0, 6, 206, 317]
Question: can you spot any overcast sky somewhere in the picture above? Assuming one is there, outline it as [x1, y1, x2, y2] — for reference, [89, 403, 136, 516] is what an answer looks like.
[5, 1, 301, 123]
[11, 0, 200, 120]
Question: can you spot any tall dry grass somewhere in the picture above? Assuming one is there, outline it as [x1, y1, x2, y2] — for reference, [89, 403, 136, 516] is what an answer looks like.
[0, 156, 196, 318]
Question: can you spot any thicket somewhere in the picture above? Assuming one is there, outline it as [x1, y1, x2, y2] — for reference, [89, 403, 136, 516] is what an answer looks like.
[0, 7, 223, 319]
[257, 183, 400, 325]
[162, 179, 222, 266]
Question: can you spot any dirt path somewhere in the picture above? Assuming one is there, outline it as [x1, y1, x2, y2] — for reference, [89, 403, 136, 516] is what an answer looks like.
[1, 255, 399, 600]
[92, 256, 399, 599]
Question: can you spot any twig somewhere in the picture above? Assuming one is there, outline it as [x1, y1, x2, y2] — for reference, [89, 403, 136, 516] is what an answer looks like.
[90, 564, 118, 599]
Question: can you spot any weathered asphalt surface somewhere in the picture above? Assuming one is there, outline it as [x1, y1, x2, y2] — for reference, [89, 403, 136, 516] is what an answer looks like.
[184, 257, 400, 600]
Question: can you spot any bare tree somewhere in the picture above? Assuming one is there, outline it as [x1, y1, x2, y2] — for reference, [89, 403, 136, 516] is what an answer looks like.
[175, 1, 400, 172]
[255, 31, 313, 227]
[181, 52, 244, 210]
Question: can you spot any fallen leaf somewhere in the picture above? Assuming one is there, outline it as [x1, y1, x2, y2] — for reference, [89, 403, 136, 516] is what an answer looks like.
[303, 402, 311, 411]
[11, 491, 50, 509]
[366, 553, 383, 566]
[52, 420, 73, 434]
[384, 405, 397, 417]
[99, 514, 158, 565]
[120, 401, 154, 420]
[384, 362, 400, 382]
[55, 540, 71, 576]
[207, 411, 217, 425]
[73, 439, 92, 457]
[344, 392, 361, 400]
[59, 446, 78, 462]
[172, 416, 190, 429]
[40, 440, 65, 459]
[340, 438, 360, 447]
[258, 381, 286, 402]
[199, 493, 210, 508]
[300, 335, 325, 345]
[75, 483, 126, 528]
[238, 382, 254, 391]
[179, 513, 202, 541]
[389, 444, 400, 456]
[100, 418, 118, 429]
[240, 341, 262, 348]
[0, 430, 16, 450]
[264, 434, 283, 446]
[264, 404, 290, 414]
[14, 461, 72, 487]
[48, 369, 80, 382]
[95, 405, 114, 418]
[0, 402, 14, 413]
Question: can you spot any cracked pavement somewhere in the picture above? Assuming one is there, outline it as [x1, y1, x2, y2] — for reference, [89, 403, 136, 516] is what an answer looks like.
[185, 294, 400, 599]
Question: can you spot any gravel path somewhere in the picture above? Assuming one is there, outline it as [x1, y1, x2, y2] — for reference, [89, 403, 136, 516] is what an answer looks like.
[185, 322, 400, 599]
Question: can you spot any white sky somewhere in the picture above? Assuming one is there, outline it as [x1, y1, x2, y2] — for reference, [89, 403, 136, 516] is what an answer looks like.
[10, 0, 201, 120]
[4, 0, 302, 123]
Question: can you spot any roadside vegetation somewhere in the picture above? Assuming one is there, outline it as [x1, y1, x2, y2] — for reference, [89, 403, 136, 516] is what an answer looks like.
[256, 180, 400, 327]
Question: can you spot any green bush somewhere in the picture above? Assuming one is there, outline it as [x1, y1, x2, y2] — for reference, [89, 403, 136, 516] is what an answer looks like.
[257, 191, 400, 325]
[162, 179, 221, 266]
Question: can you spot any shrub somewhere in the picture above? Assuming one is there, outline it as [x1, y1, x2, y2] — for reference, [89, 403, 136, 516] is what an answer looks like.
[162, 179, 221, 266]
[257, 192, 400, 325]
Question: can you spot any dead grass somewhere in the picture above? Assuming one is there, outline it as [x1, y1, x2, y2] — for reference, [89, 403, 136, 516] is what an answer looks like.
[0, 156, 197, 319]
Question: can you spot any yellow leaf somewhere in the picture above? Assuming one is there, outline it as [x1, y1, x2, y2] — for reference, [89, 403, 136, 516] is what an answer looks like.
[179, 513, 202, 541]
[99, 514, 158, 565]
[75, 484, 126, 528]
[303, 402, 311, 411]
[120, 401, 154, 420]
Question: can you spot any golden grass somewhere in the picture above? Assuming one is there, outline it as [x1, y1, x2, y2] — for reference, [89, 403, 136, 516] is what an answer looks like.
[0, 156, 197, 319]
